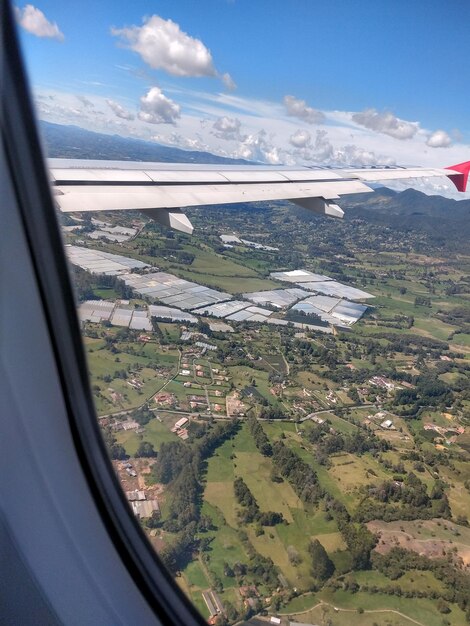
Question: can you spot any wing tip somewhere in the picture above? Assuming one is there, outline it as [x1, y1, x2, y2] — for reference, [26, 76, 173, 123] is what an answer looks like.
[445, 160, 470, 192]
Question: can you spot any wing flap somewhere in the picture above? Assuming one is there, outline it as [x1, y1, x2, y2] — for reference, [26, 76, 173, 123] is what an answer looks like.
[55, 179, 372, 213]
[351, 167, 451, 182]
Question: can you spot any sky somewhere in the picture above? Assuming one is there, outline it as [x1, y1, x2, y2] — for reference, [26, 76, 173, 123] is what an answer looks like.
[14, 0, 470, 198]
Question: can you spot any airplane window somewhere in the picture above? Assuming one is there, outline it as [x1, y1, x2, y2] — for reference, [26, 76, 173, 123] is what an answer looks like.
[14, 2, 470, 625]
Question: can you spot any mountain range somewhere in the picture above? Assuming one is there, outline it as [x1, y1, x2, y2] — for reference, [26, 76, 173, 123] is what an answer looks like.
[40, 121, 469, 250]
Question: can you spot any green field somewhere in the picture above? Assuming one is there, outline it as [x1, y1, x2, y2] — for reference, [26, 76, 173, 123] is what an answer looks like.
[79, 209, 470, 626]
[200, 424, 348, 589]
[282, 589, 468, 626]
[116, 417, 179, 455]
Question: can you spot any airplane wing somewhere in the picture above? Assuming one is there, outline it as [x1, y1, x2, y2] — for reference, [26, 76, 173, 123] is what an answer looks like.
[49, 158, 470, 234]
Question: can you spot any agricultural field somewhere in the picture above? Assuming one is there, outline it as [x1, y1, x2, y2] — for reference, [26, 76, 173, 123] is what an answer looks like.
[70, 197, 470, 625]
[201, 424, 344, 590]
[282, 589, 469, 626]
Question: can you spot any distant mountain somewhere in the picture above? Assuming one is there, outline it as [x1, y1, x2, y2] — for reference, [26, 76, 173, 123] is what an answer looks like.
[342, 188, 470, 250]
[39, 121, 252, 165]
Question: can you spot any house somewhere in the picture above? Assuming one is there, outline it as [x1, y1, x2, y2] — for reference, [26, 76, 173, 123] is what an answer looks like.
[131, 500, 159, 519]
[174, 417, 189, 429]
[126, 490, 146, 501]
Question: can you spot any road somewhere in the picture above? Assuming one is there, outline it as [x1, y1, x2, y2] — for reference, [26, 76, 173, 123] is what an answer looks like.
[277, 599, 426, 626]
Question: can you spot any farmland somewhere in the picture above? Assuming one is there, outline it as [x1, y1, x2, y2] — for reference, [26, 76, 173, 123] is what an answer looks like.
[69, 193, 470, 625]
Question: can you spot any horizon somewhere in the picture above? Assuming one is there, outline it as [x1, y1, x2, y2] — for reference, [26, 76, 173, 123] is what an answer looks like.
[15, 1, 470, 200]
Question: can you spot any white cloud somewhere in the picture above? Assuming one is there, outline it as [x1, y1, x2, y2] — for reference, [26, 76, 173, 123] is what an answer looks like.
[33, 85, 470, 199]
[289, 129, 312, 149]
[283, 95, 325, 124]
[153, 131, 209, 152]
[111, 15, 217, 78]
[311, 129, 335, 161]
[335, 143, 394, 166]
[212, 116, 244, 141]
[234, 129, 284, 164]
[106, 99, 135, 120]
[138, 87, 181, 125]
[16, 4, 64, 41]
[221, 72, 237, 91]
[426, 129, 452, 148]
[352, 108, 418, 140]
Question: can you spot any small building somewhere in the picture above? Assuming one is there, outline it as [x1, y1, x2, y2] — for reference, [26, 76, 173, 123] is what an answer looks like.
[211, 591, 224, 614]
[175, 417, 189, 429]
[126, 490, 146, 502]
[202, 591, 217, 618]
[121, 420, 139, 431]
[380, 419, 394, 429]
[131, 499, 159, 519]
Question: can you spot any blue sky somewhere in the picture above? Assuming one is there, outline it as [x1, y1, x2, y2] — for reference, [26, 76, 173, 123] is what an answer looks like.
[15, 0, 470, 195]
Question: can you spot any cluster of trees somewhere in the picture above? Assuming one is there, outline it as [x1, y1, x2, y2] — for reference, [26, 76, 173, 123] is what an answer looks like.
[306, 423, 390, 462]
[138, 242, 195, 265]
[71, 265, 134, 302]
[356, 473, 451, 522]
[133, 404, 154, 426]
[372, 332, 449, 356]
[259, 406, 287, 420]
[153, 420, 240, 534]
[250, 422, 376, 575]
[414, 296, 432, 307]
[393, 374, 453, 416]
[233, 477, 284, 526]
[71, 265, 95, 301]
[135, 441, 156, 458]
[284, 309, 328, 327]
[437, 305, 470, 329]
[150, 317, 173, 345]
[102, 426, 127, 460]
[271, 441, 324, 505]
[247, 416, 272, 456]
[152, 441, 193, 484]
[151, 421, 240, 574]
[234, 477, 259, 522]
[327, 498, 377, 570]
[372, 547, 470, 618]
[158, 521, 199, 574]
[237, 530, 280, 588]
[309, 539, 335, 581]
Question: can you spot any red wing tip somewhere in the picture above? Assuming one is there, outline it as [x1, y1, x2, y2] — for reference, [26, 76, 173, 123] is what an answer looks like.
[445, 160, 470, 192]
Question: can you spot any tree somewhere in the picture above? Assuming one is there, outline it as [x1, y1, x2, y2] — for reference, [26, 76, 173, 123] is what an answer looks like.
[110, 443, 127, 460]
[309, 539, 335, 581]
[135, 441, 157, 458]
[287, 545, 302, 565]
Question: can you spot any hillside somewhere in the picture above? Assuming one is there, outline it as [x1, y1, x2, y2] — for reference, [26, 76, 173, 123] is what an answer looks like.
[342, 188, 470, 251]
[39, 121, 251, 165]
